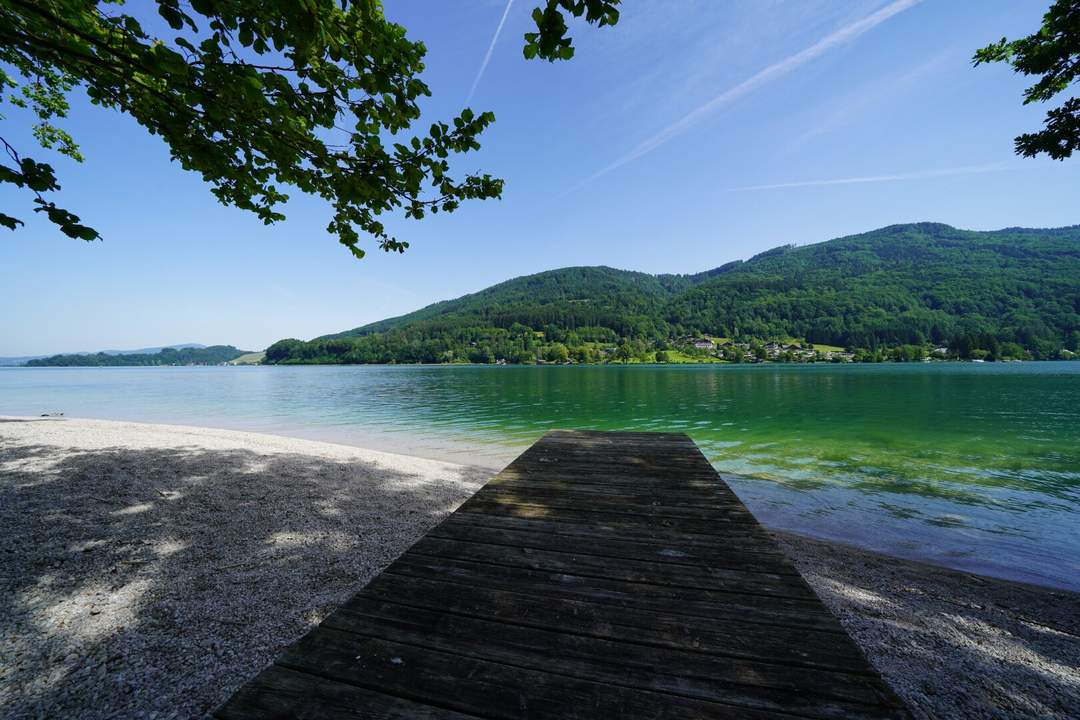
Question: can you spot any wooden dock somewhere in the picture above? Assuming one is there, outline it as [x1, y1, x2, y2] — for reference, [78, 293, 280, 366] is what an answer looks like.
[216, 430, 910, 719]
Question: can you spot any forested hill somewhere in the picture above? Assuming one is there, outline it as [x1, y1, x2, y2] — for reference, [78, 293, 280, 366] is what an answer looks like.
[320, 266, 699, 340]
[266, 223, 1080, 364]
[26, 345, 251, 367]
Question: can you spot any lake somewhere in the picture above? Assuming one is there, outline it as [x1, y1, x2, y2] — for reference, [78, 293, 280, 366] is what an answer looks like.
[2, 362, 1078, 590]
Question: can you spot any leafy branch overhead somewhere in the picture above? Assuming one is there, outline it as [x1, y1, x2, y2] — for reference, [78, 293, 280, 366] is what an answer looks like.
[0, 0, 620, 256]
[975, 0, 1080, 160]
[525, 0, 620, 61]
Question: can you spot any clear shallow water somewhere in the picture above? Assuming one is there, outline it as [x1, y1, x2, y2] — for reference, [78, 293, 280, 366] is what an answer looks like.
[2, 363, 1078, 590]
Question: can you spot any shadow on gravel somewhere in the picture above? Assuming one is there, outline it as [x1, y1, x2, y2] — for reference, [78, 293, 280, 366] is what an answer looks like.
[775, 533, 1080, 720]
[0, 441, 489, 720]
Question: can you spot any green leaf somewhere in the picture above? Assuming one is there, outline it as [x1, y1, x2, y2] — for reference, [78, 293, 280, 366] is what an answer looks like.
[0, 213, 24, 230]
[977, 1, 1080, 160]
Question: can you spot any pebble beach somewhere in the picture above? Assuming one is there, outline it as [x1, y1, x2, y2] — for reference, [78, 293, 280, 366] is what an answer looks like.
[1, 416, 1077, 719]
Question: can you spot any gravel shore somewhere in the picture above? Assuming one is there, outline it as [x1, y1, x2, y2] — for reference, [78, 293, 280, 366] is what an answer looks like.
[775, 531, 1080, 719]
[0, 417, 490, 719]
[2, 417, 1077, 719]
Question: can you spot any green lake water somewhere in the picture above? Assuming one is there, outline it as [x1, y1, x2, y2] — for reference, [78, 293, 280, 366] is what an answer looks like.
[2, 362, 1078, 590]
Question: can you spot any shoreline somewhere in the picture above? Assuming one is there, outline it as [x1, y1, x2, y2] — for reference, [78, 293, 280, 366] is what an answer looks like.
[2, 416, 1078, 718]
[8, 358, 1074, 369]
[4, 414, 1077, 591]
[3, 413, 516, 470]
[7, 413, 1074, 592]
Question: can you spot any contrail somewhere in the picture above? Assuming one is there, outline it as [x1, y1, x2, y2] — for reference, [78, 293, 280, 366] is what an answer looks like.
[573, 0, 921, 189]
[466, 0, 515, 105]
[725, 163, 1008, 192]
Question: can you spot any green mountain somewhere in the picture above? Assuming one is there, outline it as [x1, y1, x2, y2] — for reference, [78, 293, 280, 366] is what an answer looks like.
[27, 345, 251, 367]
[321, 266, 700, 341]
[266, 223, 1080, 364]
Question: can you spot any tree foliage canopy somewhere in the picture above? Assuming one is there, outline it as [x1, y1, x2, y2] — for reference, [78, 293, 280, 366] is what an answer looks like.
[0, 0, 620, 255]
[976, 0, 1080, 160]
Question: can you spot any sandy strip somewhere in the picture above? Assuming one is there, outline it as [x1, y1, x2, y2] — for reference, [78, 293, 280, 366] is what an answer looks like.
[1, 417, 1078, 719]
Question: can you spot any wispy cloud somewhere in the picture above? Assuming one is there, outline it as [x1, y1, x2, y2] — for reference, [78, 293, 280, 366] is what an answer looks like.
[787, 47, 956, 151]
[465, 0, 515, 106]
[725, 163, 1009, 192]
[573, 0, 921, 189]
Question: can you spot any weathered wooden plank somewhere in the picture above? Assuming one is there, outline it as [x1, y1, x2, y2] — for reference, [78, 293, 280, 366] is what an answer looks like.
[215, 665, 482, 720]
[428, 519, 799, 572]
[488, 474, 747, 498]
[459, 495, 759, 523]
[325, 599, 905, 715]
[278, 626, 798, 720]
[350, 573, 872, 672]
[438, 512, 787, 555]
[479, 482, 756, 513]
[215, 430, 909, 720]
[510, 450, 717, 470]
[506, 459, 722, 477]
[456, 499, 763, 531]
[406, 536, 815, 598]
[384, 556, 844, 631]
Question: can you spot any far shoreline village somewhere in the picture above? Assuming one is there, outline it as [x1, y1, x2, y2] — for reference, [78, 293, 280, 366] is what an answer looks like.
[262, 334, 1074, 367]
[16, 336, 1078, 368]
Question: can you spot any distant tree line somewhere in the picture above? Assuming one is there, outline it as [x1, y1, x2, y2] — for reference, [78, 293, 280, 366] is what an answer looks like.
[26, 345, 249, 367]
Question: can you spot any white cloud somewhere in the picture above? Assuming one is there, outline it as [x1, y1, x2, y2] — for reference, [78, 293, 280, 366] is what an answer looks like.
[725, 163, 1009, 192]
[787, 47, 957, 151]
[574, 0, 921, 188]
[466, 0, 515, 106]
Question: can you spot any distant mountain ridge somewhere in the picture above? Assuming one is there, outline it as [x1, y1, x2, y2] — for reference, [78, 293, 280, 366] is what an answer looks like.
[265, 222, 1080, 365]
[96, 343, 207, 356]
[318, 265, 694, 341]
[24, 345, 249, 367]
[0, 344, 207, 366]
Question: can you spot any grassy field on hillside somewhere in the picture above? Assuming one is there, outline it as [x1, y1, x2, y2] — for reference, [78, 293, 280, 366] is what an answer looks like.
[229, 352, 266, 365]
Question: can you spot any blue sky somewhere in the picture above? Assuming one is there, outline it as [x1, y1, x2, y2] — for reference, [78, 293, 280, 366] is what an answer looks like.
[2, 0, 1078, 355]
